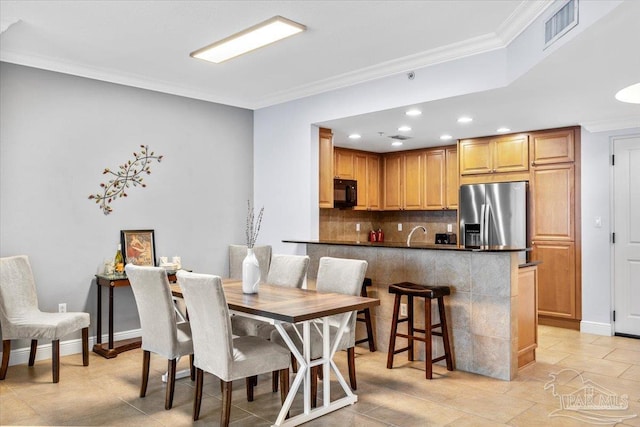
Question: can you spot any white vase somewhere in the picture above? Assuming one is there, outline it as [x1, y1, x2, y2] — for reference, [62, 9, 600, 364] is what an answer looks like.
[242, 248, 260, 294]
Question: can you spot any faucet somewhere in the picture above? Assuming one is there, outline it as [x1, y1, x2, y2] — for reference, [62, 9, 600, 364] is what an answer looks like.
[407, 226, 427, 247]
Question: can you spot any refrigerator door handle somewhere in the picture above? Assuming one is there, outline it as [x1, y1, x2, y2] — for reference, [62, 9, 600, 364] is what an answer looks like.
[484, 204, 491, 246]
[480, 203, 486, 246]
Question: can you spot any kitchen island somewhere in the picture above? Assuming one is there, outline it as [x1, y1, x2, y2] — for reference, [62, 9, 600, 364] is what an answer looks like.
[284, 239, 537, 381]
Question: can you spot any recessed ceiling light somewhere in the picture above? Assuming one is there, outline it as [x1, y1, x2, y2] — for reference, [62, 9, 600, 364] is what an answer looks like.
[457, 116, 473, 123]
[615, 82, 640, 104]
[348, 134, 361, 140]
[397, 126, 411, 132]
[497, 127, 511, 133]
[391, 141, 403, 147]
[190, 16, 306, 64]
[405, 109, 422, 116]
[440, 134, 453, 140]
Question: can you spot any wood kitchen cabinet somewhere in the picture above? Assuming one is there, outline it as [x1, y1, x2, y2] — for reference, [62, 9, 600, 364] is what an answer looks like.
[383, 150, 424, 210]
[319, 128, 334, 208]
[531, 128, 575, 166]
[424, 146, 458, 210]
[518, 265, 538, 369]
[529, 126, 581, 329]
[334, 148, 355, 179]
[354, 151, 381, 210]
[459, 134, 529, 176]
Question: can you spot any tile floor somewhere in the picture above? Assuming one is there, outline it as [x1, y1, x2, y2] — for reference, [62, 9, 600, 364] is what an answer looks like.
[1, 326, 638, 426]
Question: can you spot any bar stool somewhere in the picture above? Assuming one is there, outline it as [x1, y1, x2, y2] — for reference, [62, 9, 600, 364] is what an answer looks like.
[355, 278, 376, 352]
[386, 282, 453, 379]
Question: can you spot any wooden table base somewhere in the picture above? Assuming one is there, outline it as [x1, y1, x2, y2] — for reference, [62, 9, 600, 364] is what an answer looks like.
[92, 337, 141, 359]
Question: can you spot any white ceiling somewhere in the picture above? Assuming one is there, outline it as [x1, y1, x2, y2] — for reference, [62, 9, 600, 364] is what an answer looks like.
[1, 1, 639, 152]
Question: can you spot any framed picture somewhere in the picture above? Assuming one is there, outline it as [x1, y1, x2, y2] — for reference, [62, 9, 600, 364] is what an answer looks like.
[121, 229, 156, 266]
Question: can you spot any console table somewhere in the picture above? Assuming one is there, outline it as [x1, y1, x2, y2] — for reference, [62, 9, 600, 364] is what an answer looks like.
[93, 271, 177, 358]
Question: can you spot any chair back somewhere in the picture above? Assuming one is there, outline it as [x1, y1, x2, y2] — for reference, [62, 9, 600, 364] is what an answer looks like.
[0, 255, 39, 334]
[176, 271, 233, 379]
[229, 244, 272, 282]
[125, 264, 182, 359]
[316, 257, 368, 346]
[266, 254, 310, 288]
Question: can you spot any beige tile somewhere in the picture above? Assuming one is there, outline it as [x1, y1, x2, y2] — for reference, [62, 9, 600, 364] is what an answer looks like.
[547, 340, 615, 359]
[535, 347, 572, 365]
[620, 364, 640, 381]
[444, 390, 535, 423]
[556, 354, 632, 377]
[604, 347, 640, 365]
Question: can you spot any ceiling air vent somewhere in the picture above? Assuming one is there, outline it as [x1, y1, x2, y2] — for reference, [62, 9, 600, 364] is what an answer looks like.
[388, 135, 411, 141]
[544, 0, 578, 49]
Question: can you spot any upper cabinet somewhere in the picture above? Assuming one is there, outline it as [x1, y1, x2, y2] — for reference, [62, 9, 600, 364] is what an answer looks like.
[383, 150, 425, 210]
[424, 146, 458, 210]
[334, 148, 355, 179]
[335, 147, 381, 211]
[459, 134, 529, 176]
[318, 128, 334, 209]
[531, 128, 575, 166]
[353, 151, 381, 211]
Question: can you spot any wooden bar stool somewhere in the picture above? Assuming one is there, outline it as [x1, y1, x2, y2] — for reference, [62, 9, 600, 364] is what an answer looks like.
[355, 278, 376, 352]
[386, 282, 453, 379]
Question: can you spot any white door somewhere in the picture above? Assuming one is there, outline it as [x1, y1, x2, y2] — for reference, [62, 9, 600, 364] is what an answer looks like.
[613, 134, 640, 336]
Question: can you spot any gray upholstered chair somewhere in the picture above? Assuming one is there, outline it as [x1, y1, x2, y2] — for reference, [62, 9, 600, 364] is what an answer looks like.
[228, 244, 271, 282]
[231, 254, 310, 392]
[176, 270, 291, 425]
[125, 264, 194, 410]
[0, 255, 90, 383]
[270, 256, 367, 406]
[231, 254, 310, 338]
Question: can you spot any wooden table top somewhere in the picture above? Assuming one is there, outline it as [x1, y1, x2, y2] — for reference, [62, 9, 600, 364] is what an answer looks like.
[171, 280, 379, 324]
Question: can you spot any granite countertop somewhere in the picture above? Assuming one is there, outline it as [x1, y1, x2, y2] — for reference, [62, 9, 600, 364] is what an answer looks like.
[283, 239, 530, 252]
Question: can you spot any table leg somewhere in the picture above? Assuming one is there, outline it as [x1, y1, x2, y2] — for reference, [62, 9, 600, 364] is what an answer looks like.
[96, 283, 102, 345]
[108, 285, 114, 349]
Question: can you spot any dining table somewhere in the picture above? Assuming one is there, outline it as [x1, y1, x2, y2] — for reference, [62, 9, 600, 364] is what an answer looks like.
[171, 279, 380, 427]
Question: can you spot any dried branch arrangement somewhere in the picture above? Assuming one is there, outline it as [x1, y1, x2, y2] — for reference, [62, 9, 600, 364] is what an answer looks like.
[245, 200, 264, 249]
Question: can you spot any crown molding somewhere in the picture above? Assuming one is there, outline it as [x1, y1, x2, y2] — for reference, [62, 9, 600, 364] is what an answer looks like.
[581, 115, 640, 133]
[0, 2, 553, 110]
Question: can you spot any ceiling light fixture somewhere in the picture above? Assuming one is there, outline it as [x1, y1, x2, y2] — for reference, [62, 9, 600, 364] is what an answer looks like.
[405, 109, 422, 116]
[497, 127, 511, 133]
[391, 141, 403, 147]
[615, 82, 640, 104]
[440, 134, 453, 140]
[190, 16, 306, 64]
[348, 134, 361, 139]
[457, 116, 473, 123]
[398, 126, 411, 132]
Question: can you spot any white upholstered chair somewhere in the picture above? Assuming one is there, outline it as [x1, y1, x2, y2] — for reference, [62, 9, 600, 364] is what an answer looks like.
[0, 255, 90, 383]
[228, 244, 271, 282]
[176, 270, 291, 425]
[125, 264, 194, 410]
[270, 256, 367, 406]
[231, 254, 310, 338]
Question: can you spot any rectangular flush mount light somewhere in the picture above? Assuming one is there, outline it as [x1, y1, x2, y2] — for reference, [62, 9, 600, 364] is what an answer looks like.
[190, 15, 306, 63]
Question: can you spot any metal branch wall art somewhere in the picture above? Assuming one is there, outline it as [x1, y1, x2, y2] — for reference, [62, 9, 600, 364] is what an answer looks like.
[89, 145, 164, 215]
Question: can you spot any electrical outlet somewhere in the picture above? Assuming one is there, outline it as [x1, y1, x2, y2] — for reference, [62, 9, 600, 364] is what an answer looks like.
[356, 223, 360, 232]
[398, 223, 402, 232]
[400, 303, 408, 317]
[58, 303, 67, 313]
[447, 223, 453, 233]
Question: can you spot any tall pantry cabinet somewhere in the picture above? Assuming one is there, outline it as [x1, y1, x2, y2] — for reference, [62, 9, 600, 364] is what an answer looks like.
[529, 127, 581, 329]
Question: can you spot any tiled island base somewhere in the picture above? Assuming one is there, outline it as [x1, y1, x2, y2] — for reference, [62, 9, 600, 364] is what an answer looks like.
[305, 244, 521, 380]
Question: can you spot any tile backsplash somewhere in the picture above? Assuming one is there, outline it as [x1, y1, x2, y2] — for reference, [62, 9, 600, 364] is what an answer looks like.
[319, 209, 458, 244]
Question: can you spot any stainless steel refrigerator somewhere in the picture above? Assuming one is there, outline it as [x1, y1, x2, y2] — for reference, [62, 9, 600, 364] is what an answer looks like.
[459, 181, 528, 260]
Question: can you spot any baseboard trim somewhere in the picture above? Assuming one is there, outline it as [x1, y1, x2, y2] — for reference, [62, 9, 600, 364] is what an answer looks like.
[1, 328, 142, 366]
[580, 321, 613, 336]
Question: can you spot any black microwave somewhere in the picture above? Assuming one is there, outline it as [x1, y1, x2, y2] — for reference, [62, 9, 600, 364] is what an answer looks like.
[334, 179, 357, 208]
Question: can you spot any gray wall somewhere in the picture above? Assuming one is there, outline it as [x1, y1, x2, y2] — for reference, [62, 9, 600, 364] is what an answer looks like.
[0, 63, 254, 345]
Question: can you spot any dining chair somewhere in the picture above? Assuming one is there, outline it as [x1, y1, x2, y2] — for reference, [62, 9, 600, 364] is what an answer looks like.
[0, 255, 90, 383]
[228, 244, 271, 282]
[231, 254, 310, 392]
[270, 256, 367, 406]
[176, 270, 291, 425]
[125, 264, 194, 410]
